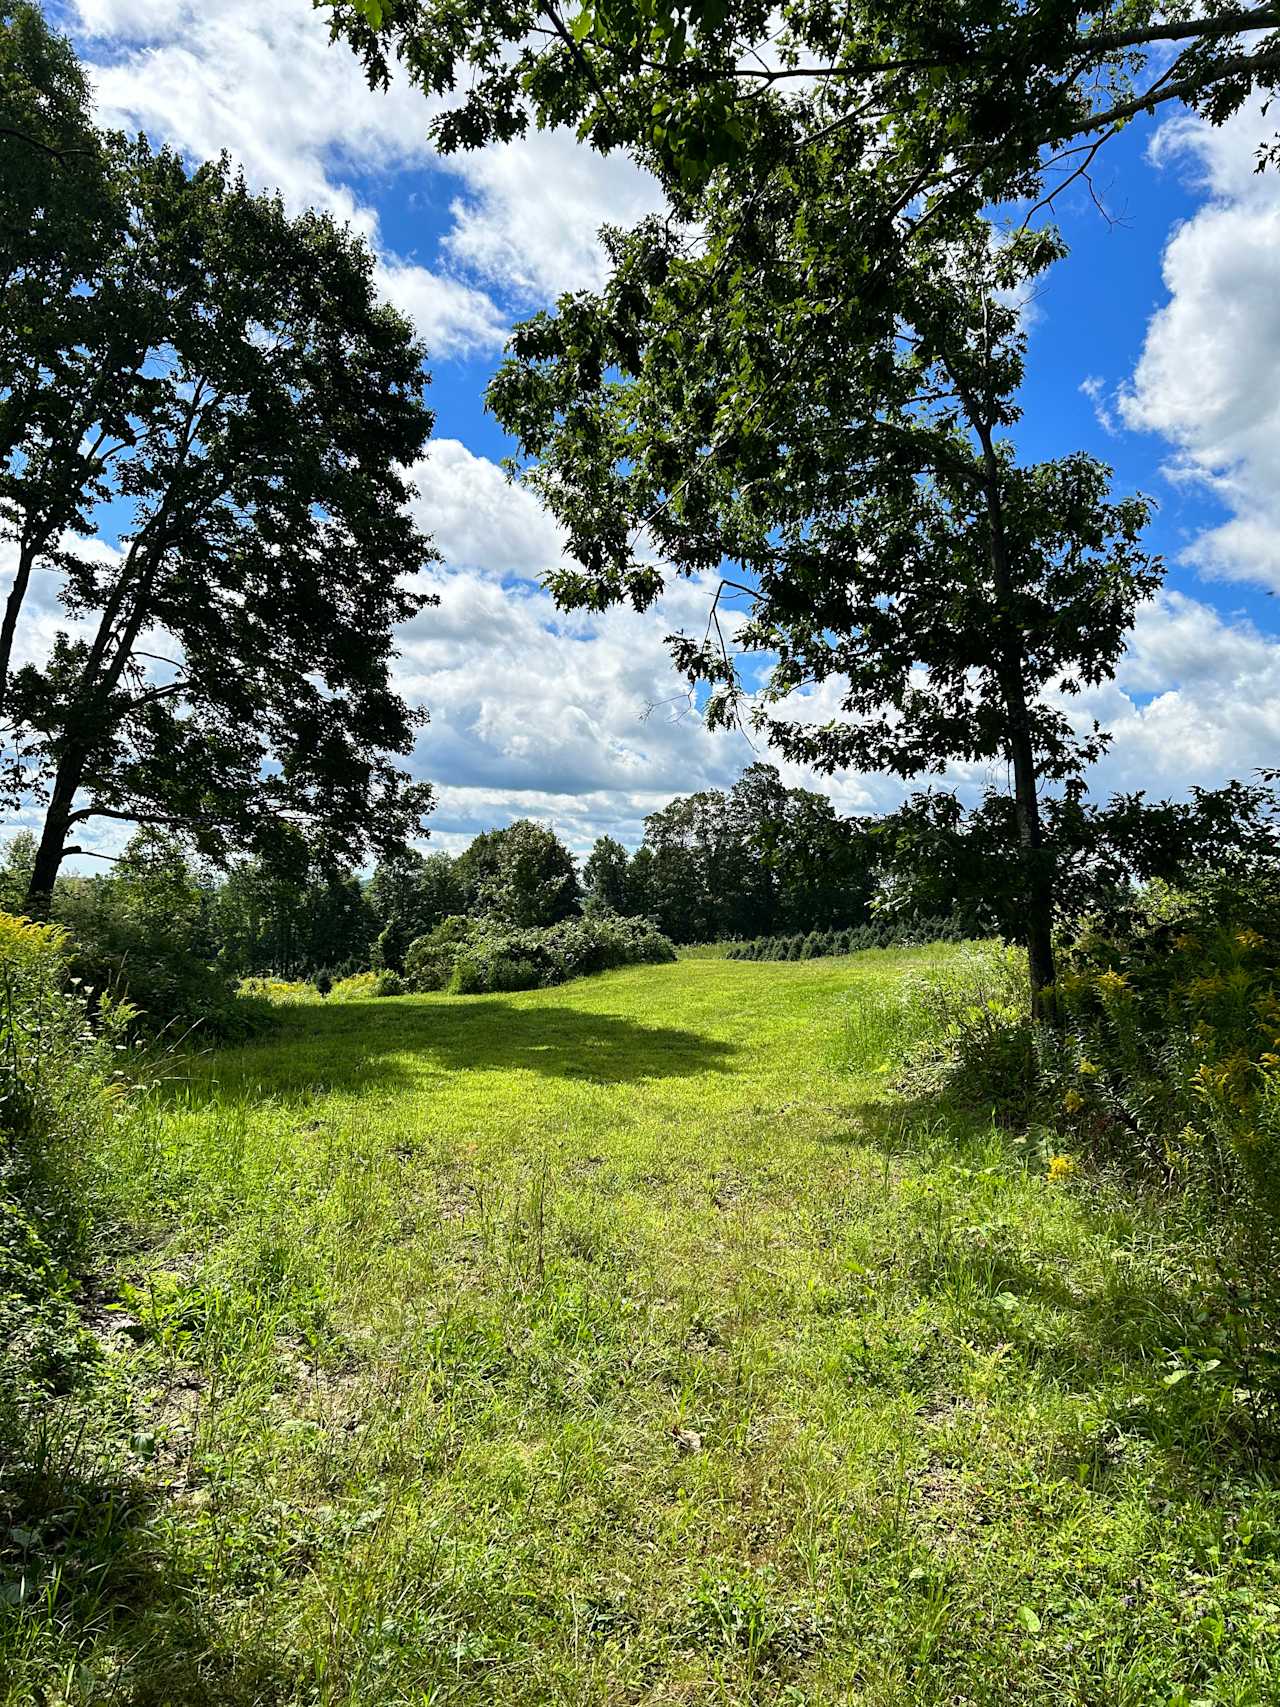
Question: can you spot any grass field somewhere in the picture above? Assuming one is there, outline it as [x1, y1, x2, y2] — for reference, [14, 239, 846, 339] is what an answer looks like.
[8, 948, 1280, 1705]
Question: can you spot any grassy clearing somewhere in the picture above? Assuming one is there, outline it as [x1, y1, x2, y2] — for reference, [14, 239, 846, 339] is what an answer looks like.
[6, 946, 1280, 1704]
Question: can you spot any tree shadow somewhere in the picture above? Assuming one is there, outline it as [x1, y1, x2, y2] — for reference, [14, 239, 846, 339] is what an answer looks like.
[820, 1092, 1280, 1476]
[0, 1405, 298, 1706]
[176, 995, 740, 1103]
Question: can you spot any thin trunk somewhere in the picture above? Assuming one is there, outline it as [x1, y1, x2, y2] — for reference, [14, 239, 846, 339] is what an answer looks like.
[0, 537, 38, 706]
[974, 421, 1058, 1019]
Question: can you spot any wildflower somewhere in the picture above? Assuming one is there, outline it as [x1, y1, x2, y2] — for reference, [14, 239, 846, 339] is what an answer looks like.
[1236, 928, 1265, 951]
[1062, 1089, 1084, 1114]
[1048, 1154, 1079, 1180]
[1173, 933, 1201, 953]
[1095, 969, 1129, 998]
[1077, 1059, 1100, 1077]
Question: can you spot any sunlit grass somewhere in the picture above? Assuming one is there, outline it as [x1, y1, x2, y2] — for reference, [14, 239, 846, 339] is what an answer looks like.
[5, 947, 1280, 1704]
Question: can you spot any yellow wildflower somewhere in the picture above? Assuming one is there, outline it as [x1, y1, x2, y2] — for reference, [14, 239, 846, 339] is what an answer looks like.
[1236, 928, 1265, 951]
[1048, 1154, 1079, 1181]
[1063, 1089, 1085, 1114]
[1095, 969, 1129, 998]
[1077, 1059, 1100, 1077]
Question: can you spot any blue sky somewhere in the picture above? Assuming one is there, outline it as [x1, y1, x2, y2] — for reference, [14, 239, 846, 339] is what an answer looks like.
[37, 0, 1280, 855]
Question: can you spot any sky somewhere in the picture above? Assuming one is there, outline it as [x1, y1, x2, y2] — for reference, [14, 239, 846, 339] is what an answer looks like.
[33, 0, 1280, 857]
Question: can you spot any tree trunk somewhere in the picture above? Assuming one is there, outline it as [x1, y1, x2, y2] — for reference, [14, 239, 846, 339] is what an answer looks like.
[23, 753, 83, 920]
[1005, 707, 1058, 1019]
[973, 420, 1059, 1020]
[0, 539, 38, 708]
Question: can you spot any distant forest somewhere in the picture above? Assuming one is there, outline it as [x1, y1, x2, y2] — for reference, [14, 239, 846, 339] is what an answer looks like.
[0, 763, 889, 982]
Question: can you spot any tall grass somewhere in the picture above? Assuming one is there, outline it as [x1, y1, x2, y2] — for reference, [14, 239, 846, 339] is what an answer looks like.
[5, 946, 1280, 1704]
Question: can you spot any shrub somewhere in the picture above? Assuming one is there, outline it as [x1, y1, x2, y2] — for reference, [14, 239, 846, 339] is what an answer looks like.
[54, 833, 264, 1039]
[894, 878, 1280, 1415]
[404, 913, 677, 996]
[0, 914, 138, 1400]
[726, 915, 974, 963]
[1051, 878, 1280, 1196]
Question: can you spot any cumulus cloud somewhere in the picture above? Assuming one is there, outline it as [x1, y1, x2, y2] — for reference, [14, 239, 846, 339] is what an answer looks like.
[409, 440, 566, 579]
[1119, 105, 1280, 590]
[1054, 592, 1280, 795]
[71, 0, 662, 355]
[443, 134, 663, 303]
[73, 0, 510, 357]
[395, 458, 1280, 848]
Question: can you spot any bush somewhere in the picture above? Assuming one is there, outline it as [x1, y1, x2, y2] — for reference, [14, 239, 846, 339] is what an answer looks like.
[727, 915, 974, 963]
[54, 833, 264, 1039]
[403, 913, 677, 996]
[895, 877, 1280, 1415]
[1051, 879, 1280, 1196]
[0, 914, 138, 1400]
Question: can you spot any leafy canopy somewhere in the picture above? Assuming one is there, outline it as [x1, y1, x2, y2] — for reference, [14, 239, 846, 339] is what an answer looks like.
[1, 6, 438, 903]
[327, 0, 1280, 204]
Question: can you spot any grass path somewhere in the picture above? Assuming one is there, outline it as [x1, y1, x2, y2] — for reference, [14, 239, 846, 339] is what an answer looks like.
[13, 952, 1280, 1703]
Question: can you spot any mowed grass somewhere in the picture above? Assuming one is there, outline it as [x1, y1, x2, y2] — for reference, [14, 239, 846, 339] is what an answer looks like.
[9, 948, 1280, 1705]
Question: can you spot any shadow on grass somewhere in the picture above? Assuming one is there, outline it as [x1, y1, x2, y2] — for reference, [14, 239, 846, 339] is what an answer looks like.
[825, 1093, 1280, 1473]
[182, 995, 741, 1101]
[0, 1404, 297, 1706]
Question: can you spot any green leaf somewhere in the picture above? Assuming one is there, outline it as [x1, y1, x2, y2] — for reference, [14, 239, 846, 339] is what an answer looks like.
[1016, 1605, 1041, 1635]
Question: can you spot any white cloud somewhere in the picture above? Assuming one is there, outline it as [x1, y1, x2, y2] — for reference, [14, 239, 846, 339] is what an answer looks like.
[71, 0, 664, 355]
[1080, 374, 1119, 436]
[443, 134, 663, 303]
[1056, 592, 1280, 794]
[1119, 106, 1280, 589]
[408, 440, 565, 578]
[374, 263, 509, 360]
[74, 0, 506, 355]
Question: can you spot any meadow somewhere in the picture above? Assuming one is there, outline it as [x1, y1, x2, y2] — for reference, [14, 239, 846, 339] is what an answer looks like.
[7, 946, 1280, 1705]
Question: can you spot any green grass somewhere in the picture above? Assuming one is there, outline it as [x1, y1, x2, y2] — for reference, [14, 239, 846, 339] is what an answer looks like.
[5, 946, 1280, 1704]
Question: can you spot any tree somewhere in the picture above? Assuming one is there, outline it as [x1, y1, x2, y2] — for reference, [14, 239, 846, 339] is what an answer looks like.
[329, 0, 1280, 208]
[211, 856, 377, 977]
[54, 829, 231, 1026]
[625, 842, 656, 921]
[462, 819, 580, 926]
[1, 10, 438, 913]
[765, 784, 878, 934]
[368, 848, 461, 968]
[0, 828, 34, 912]
[879, 780, 1280, 936]
[582, 835, 631, 913]
[641, 790, 751, 941]
[490, 210, 1159, 1011]
[0, 4, 119, 482]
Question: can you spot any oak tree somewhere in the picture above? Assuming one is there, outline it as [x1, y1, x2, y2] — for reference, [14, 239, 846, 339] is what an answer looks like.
[488, 205, 1160, 1007]
[328, 0, 1279, 207]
